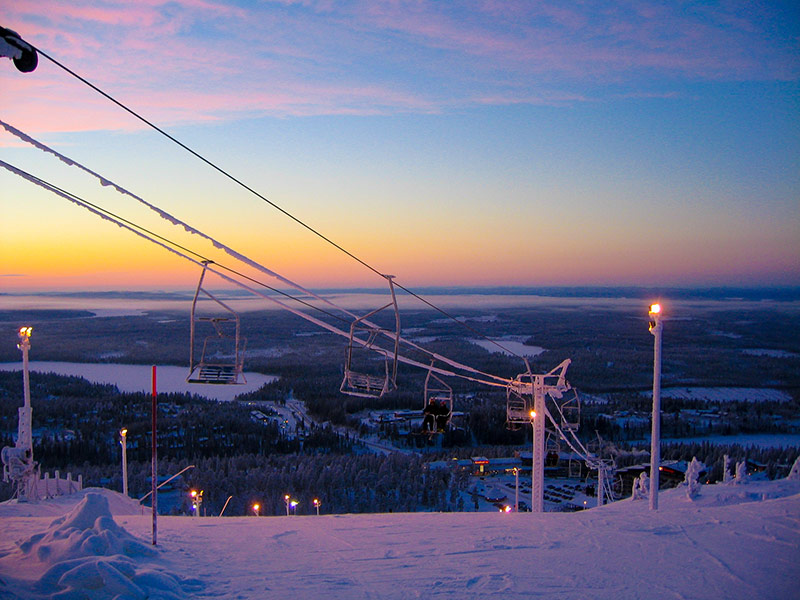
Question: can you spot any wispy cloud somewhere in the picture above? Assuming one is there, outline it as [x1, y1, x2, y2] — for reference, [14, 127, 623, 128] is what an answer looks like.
[2, 0, 797, 133]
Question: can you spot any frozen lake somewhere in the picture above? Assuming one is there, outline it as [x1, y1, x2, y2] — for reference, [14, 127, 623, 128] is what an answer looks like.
[0, 361, 276, 402]
[664, 433, 800, 449]
[468, 338, 545, 357]
[658, 387, 793, 403]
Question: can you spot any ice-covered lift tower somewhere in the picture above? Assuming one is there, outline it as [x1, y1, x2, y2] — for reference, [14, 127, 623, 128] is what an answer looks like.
[1, 327, 38, 502]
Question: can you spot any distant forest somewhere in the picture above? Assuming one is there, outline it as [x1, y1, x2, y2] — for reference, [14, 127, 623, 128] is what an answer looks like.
[1, 300, 799, 511]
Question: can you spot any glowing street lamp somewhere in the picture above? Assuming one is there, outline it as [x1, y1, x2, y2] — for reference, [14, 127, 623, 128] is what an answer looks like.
[290, 499, 299, 515]
[648, 303, 664, 511]
[513, 467, 520, 512]
[190, 489, 203, 517]
[252, 503, 260, 516]
[284, 494, 291, 516]
[120, 428, 128, 497]
[313, 498, 321, 516]
[17, 327, 33, 456]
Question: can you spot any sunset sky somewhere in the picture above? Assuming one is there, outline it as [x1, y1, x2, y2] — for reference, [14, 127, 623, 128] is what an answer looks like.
[1, 1, 798, 292]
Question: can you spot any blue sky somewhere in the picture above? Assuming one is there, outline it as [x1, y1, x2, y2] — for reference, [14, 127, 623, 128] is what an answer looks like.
[1, 1, 798, 290]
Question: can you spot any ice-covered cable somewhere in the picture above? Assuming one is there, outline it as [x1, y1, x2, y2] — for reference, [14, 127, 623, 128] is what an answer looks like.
[0, 117, 355, 321]
[1, 158, 511, 389]
[0, 118, 509, 385]
[0, 160, 194, 265]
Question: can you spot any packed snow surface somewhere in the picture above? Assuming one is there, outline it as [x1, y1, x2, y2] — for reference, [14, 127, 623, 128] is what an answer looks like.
[1, 481, 798, 599]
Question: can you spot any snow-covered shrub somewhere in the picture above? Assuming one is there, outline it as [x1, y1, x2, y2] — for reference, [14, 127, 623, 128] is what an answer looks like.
[786, 456, 800, 481]
[684, 457, 702, 499]
[631, 472, 649, 501]
[722, 454, 733, 484]
[734, 461, 748, 484]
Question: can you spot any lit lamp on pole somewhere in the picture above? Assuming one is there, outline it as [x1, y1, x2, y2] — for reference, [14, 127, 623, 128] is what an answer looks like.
[290, 499, 299, 515]
[252, 503, 260, 517]
[648, 303, 663, 511]
[2, 326, 36, 503]
[284, 494, 291, 516]
[529, 409, 540, 512]
[120, 428, 128, 497]
[190, 489, 203, 517]
[313, 498, 321, 516]
[17, 326, 33, 454]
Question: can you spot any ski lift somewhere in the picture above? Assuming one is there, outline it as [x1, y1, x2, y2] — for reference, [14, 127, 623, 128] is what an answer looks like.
[558, 389, 581, 432]
[422, 363, 453, 432]
[187, 262, 247, 384]
[505, 372, 533, 430]
[505, 360, 572, 430]
[340, 275, 400, 398]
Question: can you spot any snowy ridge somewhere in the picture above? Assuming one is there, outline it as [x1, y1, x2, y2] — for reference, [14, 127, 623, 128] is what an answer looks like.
[1, 480, 799, 599]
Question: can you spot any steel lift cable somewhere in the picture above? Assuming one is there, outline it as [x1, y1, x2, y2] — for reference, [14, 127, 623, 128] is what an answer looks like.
[23, 43, 530, 363]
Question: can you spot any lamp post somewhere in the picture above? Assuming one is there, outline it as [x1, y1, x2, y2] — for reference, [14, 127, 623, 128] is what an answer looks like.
[513, 467, 519, 512]
[1, 327, 37, 502]
[648, 303, 663, 511]
[530, 409, 542, 512]
[290, 499, 299, 515]
[252, 503, 260, 516]
[190, 489, 203, 517]
[120, 428, 128, 497]
[284, 494, 291, 516]
[313, 498, 321, 516]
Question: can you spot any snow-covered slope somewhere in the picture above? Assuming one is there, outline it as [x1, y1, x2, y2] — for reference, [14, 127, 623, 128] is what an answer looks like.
[1, 481, 798, 599]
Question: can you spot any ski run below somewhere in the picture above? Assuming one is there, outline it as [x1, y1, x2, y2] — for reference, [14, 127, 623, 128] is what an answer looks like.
[0, 477, 798, 599]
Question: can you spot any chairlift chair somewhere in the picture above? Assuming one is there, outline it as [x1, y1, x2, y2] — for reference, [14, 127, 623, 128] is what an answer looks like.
[340, 276, 400, 398]
[558, 389, 581, 432]
[505, 372, 533, 430]
[187, 262, 247, 385]
[422, 364, 453, 432]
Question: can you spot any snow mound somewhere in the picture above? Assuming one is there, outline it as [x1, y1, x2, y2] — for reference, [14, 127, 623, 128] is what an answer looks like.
[19, 493, 156, 564]
[1, 493, 202, 600]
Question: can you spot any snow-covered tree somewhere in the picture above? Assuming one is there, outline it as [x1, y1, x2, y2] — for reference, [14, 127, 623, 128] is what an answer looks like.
[684, 457, 702, 499]
[734, 461, 748, 484]
[722, 454, 733, 484]
[787, 456, 800, 481]
[631, 472, 649, 501]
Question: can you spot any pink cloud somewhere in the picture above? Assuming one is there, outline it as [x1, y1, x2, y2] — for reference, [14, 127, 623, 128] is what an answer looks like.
[1, 0, 796, 136]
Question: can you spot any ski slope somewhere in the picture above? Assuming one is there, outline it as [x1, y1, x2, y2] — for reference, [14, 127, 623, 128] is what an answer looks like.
[0, 478, 798, 599]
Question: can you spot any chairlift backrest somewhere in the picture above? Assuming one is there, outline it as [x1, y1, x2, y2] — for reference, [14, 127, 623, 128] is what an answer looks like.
[340, 276, 400, 398]
[506, 372, 533, 428]
[423, 366, 453, 415]
[559, 389, 581, 432]
[187, 262, 247, 385]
